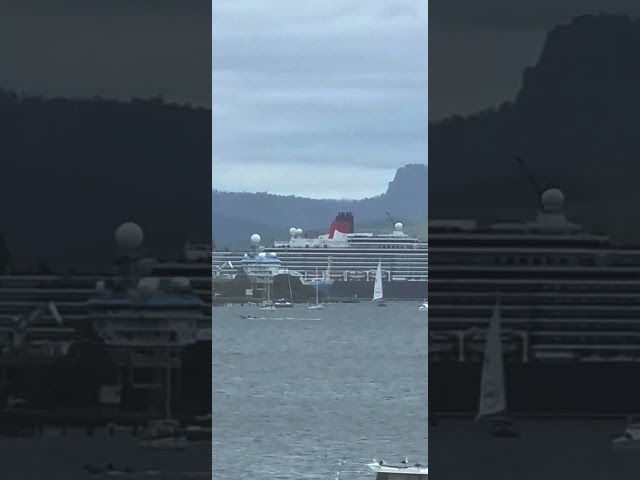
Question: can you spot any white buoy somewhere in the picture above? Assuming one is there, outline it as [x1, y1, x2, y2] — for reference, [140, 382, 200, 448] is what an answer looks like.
[541, 188, 564, 212]
[115, 222, 144, 249]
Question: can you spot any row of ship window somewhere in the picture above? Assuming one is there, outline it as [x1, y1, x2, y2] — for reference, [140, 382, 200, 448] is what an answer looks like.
[432, 255, 640, 267]
[430, 310, 640, 319]
[430, 297, 640, 304]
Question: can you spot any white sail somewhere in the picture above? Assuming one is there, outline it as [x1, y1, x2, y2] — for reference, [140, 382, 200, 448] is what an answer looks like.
[308, 266, 325, 310]
[372, 261, 383, 301]
[476, 300, 506, 420]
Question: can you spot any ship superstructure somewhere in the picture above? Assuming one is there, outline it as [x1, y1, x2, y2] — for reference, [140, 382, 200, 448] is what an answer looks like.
[0, 224, 212, 414]
[429, 188, 640, 414]
[212, 212, 428, 299]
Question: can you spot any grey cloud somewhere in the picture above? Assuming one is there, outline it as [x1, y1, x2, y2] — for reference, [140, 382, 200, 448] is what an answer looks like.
[213, 1, 428, 198]
[0, 0, 210, 105]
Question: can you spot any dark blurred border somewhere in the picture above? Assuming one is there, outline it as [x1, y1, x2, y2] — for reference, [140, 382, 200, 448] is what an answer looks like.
[0, 1, 212, 477]
[430, 3, 640, 478]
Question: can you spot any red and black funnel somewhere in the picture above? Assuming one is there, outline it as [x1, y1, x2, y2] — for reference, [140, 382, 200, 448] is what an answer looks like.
[328, 212, 354, 238]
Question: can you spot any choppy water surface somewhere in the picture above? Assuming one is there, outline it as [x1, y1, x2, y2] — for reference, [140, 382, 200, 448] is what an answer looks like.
[432, 419, 640, 479]
[212, 302, 429, 479]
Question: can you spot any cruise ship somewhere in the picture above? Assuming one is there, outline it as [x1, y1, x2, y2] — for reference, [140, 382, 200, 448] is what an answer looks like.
[0, 234, 212, 415]
[212, 212, 428, 300]
[429, 188, 640, 415]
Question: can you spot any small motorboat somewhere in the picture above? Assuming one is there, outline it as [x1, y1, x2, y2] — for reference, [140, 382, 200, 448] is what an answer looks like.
[367, 459, 428, 479]
[418, 301, 428, 311]
[83, 463, 133, 474]
[139, 419, 188, 450]
[274, 299, 294, 309]
[489, 418, 519, 438]
[258, 301, 276, 311]
[612, 423, 640, 450]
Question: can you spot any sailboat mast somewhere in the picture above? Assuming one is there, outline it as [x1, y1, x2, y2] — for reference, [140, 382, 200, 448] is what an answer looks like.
[165, 347, 171, 419]
[288, 273, 293, 303]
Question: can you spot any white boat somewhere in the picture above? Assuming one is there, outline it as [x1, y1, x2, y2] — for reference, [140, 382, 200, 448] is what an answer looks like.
[139, 334, 189, 450]
[612, 423, 640, 450]
[275, 274, 295, 308]
[418, 301, 428, 311]
[373, 261, 386, 307]
[259, 281, 276, 311]
[274, 299, 293, 309]
[476, 298, 518, 437]
[308, 267, 326, 310]
[139, 419, 188, 450]
[258, 302, 276, 311]
[367, 459, 428, 479]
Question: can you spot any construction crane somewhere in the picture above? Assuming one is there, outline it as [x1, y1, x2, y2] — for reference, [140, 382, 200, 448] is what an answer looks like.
[515, 156, 545, 209]
[212, 261, 235, 278]
[9, 302, 64, 348]
[386, 211, 397, 228]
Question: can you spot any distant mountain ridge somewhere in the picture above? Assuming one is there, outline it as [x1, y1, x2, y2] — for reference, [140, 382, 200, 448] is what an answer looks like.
[213, 163, 427, 248]
[429, 14, 640, 242]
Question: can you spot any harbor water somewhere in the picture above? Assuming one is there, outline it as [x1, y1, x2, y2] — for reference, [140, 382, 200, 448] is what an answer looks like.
[0, 434, 211, 479]
[212, 302, 429, 479]
[431, 419, 640, 479]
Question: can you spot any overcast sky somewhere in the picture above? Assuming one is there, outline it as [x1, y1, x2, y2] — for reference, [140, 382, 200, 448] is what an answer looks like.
[2, 2, 638, 200]
[429, 1, 640, 120]
[212, 1, 428, 199]
[0, 0, 210, 106]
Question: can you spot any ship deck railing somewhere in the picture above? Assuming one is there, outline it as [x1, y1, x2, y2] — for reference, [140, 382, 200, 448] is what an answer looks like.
[430, 316, 640, 326]
[432, 328, 640, 337]
[533, 344, 640, 351]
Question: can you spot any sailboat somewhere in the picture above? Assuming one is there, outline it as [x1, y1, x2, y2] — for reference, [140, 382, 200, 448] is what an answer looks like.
[476, 297, 517, 437]
[139, 350, 189, 449]
[373, 261, 386, 307]
[259, 280, 276, 311]
[307, 267, 325, 310]
[274, 274, 294, 308]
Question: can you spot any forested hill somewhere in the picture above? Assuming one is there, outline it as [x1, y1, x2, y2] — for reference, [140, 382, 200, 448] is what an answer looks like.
[0, 90, 211, 269]
[212, 163, 428, 249]
[428, 14, 640, 242]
